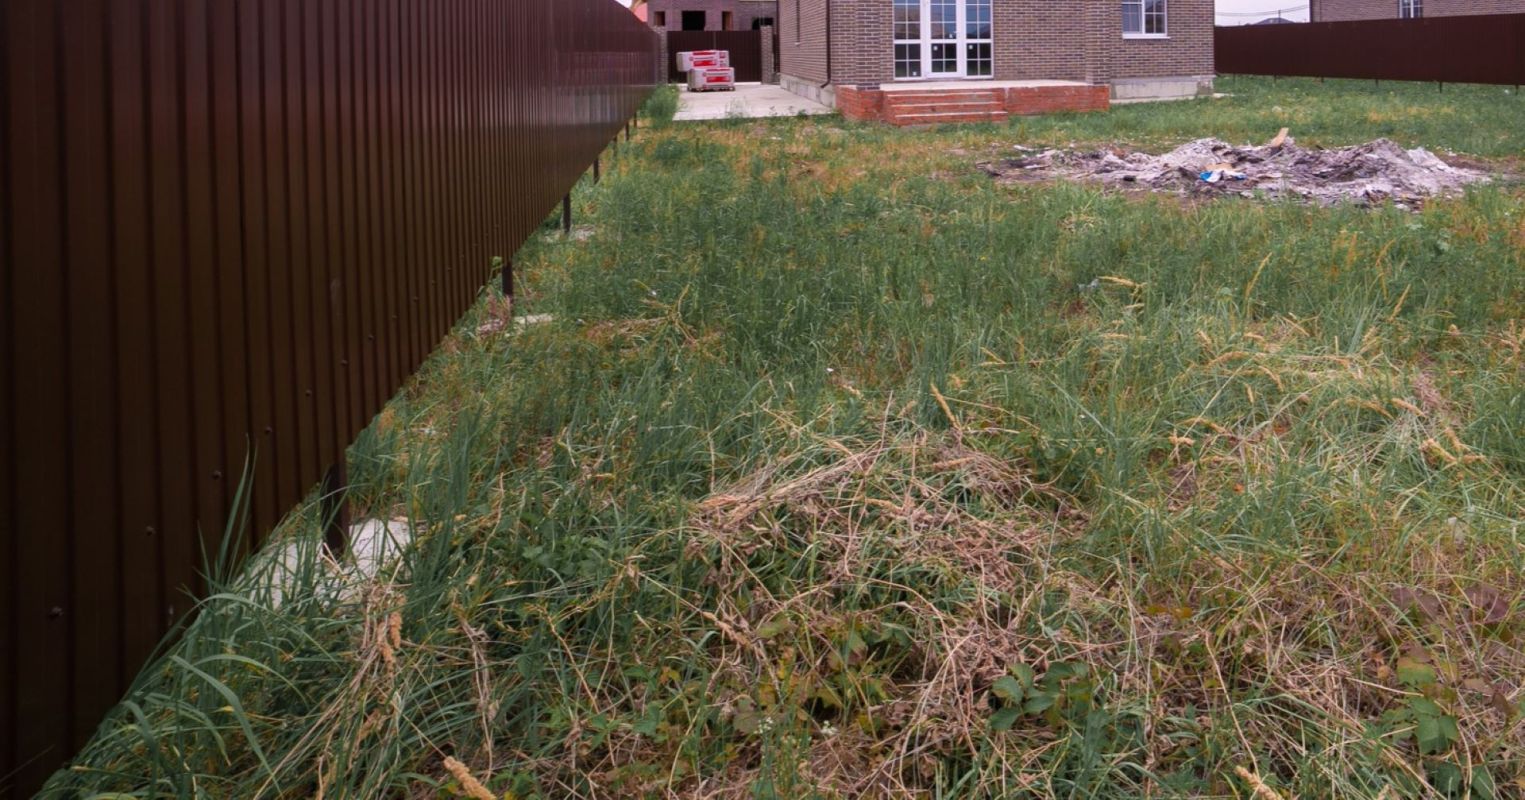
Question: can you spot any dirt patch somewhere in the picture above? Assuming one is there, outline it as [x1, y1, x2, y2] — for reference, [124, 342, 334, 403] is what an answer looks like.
[980, 137, 1493, 208]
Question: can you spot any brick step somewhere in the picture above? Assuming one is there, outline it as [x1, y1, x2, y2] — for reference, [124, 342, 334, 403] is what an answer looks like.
[883, 91, 1001, 106]
[886, 100, 1005, 116]
[891, 109, 1009, 126]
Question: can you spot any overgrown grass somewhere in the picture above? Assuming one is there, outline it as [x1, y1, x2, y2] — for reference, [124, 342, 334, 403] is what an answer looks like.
[1012, 76, 1525, 157]
[47, 78, 1525, 799]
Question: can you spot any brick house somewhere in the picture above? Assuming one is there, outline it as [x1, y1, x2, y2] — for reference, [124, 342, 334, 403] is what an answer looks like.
[1310, 0, 1525, 20]
[646, 0, 778, 31]
[778, 0, 1214, 124]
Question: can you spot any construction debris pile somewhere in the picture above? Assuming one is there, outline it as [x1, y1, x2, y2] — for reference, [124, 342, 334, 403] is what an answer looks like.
[980, 132, 1492, 208]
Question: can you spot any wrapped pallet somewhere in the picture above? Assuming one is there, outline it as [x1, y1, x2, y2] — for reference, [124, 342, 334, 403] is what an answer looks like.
[687, 66, 736, 92]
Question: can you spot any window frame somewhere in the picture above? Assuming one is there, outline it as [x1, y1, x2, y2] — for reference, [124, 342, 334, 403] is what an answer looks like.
[893, 0, 993, 80]
[1399, 0, 1422, 18]
[1122, 0, 1169, 39]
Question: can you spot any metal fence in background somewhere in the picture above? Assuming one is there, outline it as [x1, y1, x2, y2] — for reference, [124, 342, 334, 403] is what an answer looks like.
[0, 0, 658, 794]
[1215, 13, 1525, 85]
[666, 30, 766, 83]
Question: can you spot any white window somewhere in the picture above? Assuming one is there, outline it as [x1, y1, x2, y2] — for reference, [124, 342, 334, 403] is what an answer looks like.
[1122, 0, 1167, 37]
[1399, 0, 1422, 18]
[893, 0, 993, 80]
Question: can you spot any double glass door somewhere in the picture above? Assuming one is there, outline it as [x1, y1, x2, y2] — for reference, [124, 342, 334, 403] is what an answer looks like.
[893, 0, 993, 80]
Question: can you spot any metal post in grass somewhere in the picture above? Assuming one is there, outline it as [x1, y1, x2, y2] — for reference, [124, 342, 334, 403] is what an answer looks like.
[321, 463, 349, 557]
[563, 193, 572, 235]
[594, 155, 601, 185]
[502, 258, 515, 303]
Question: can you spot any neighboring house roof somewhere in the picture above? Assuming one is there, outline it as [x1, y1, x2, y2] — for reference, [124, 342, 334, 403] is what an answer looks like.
[632, 3, 649, 23]
[1252, 16, 1296, 23]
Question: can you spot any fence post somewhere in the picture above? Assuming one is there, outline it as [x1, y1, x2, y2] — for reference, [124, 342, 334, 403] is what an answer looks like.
[594, 155, 601, 185]
[563, 193, 572, 235]
[501, 258, 514, 302]
[321, 463, 349, 557]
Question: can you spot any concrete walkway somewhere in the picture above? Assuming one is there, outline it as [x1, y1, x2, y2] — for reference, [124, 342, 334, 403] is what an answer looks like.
[674, 83, 834, 122]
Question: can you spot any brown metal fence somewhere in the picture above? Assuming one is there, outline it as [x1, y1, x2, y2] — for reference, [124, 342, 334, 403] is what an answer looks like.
[1216, 14, 1525, 85]
[0, 0, 657, 794]
[666, 30, 765, 83]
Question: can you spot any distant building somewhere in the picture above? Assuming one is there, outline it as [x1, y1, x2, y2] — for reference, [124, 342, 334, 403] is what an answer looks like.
[1251, 16, 1297, 23]
[1310, 0, 1525, 21]
[645, 0, 778, 31]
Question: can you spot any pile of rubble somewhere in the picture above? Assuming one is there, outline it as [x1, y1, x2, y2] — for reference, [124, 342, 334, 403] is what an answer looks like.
[980, 132, 1492, 208]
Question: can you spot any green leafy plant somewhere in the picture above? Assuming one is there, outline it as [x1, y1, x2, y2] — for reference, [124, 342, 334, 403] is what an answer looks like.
[990, 661, 1096, 732]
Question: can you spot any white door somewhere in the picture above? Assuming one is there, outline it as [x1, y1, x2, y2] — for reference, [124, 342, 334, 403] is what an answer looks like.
[893, 0, 993, 80]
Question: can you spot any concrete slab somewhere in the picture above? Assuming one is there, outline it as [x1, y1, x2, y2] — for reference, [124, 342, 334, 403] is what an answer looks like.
[674, 82, 834, 121]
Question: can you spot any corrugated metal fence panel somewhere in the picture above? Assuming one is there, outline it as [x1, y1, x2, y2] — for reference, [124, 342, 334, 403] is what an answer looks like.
[1216, 14, 1525, 85]
[0, 0, 657, 795]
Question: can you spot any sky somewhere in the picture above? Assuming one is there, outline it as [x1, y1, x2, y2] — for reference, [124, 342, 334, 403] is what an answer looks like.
[613, 1, 1310, 25]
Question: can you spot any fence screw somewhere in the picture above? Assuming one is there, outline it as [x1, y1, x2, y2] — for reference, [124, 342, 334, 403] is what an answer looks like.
[321, 462, 349, 558]
[563, 193, 572, 235]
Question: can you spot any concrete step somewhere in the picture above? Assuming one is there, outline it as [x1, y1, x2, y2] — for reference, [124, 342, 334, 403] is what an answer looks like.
[890, 109, 1009, 126]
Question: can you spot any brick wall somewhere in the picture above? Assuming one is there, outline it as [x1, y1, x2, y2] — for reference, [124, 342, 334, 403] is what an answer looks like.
[834, 0, 894, 84]
[761, 25, 778, 82]
[1312, 0, 1525, 20]
[779, 0, 828, 83]
[1107, 0, 1214, 79]
[648, 0, 779, 31]
[1004, 84, 1111, 113]
[836, 86, 886, 118]
[993, 1, 1094, 82]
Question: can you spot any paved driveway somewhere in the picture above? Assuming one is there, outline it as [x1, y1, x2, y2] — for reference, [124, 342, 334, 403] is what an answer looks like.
[674, 83, 834, 122]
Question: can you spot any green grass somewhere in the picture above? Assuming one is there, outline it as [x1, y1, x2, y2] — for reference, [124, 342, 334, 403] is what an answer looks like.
[1017, 76, 1525, 157]
[46, 78, 1525, 799]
